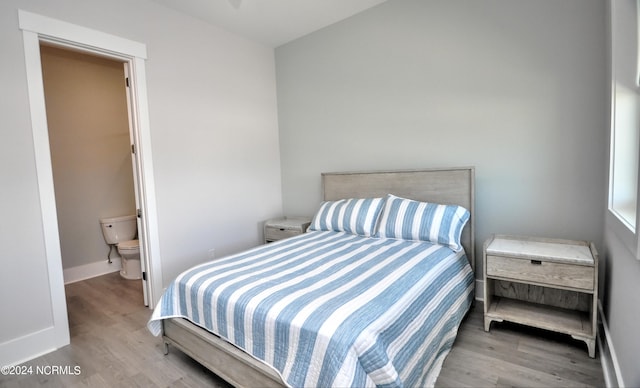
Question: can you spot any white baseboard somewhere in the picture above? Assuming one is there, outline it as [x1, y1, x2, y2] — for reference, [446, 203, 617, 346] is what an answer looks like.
[63, 258, 121, 284]
[0, 324, 69, 367]
[475, 279, 484, 301]
[598, 300, 625, 388]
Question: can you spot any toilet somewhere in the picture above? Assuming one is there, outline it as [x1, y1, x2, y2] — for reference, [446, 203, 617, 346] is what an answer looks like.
[99, 215, 142, 280]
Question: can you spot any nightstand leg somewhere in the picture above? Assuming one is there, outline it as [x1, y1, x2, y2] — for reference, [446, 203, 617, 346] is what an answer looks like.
[587, 339, 596, 358]
[484, 316, 503, 332]
[484, 316, 491, 332]
[572, 335, 596, 358]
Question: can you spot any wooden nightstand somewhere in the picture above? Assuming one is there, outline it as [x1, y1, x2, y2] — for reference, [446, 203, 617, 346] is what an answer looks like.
[483, 235, 598, 358]
[264, 217, 311, 243]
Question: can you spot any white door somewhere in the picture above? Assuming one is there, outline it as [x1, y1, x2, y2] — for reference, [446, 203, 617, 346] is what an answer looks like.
[124, 64, 149, 306]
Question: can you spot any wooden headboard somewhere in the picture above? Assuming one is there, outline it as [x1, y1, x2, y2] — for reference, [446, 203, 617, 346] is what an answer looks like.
[322, 167, 475, 271]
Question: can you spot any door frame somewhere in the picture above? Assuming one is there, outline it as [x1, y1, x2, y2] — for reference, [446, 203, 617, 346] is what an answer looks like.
[19, 10, 163, 329]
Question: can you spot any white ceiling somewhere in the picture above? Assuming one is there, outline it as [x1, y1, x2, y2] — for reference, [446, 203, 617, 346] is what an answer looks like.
[150, 0, 388, 47]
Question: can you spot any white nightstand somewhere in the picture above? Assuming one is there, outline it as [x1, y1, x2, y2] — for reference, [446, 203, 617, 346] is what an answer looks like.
[264, 217, 311, 243]
[483, 234, 598, 358]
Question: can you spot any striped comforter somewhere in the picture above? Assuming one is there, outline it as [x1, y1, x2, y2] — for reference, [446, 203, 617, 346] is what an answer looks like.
[148, 231, 474, 388]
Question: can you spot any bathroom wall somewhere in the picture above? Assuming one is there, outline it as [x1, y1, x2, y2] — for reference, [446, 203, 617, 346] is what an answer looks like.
[40, 45, 136, 277]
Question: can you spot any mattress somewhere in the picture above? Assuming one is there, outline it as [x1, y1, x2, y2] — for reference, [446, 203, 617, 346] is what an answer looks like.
[148, 230, 474, 388]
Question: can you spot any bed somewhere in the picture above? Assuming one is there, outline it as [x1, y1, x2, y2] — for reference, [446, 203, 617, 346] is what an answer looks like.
[148, 167, 476, 387]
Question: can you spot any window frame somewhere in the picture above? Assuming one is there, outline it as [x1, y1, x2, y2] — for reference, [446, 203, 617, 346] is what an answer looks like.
[607, 0, 640, 260]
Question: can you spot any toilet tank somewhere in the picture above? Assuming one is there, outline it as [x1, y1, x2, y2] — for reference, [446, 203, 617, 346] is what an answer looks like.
[100, 215, 137, 244]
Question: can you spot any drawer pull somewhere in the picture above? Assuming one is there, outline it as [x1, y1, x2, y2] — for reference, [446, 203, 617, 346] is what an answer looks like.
[279, 228, 285, 231]
[530, 260, 542, 265]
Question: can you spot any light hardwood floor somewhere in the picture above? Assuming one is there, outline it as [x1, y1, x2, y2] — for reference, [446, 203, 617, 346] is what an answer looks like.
[1, 272, 604, 387]
[436, 303, 605, 387]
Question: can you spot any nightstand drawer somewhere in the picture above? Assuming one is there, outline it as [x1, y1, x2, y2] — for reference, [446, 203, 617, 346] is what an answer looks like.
[263, 217, 311, 243]
[486, 255, 594, 290]
[264, 227, 303, 241]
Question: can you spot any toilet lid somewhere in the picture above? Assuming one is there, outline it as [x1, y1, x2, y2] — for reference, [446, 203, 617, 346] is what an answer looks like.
[118, 239, 139, 250]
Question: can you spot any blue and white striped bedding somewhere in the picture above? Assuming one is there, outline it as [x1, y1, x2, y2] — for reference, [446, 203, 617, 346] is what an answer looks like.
[148, 230, 474, 388]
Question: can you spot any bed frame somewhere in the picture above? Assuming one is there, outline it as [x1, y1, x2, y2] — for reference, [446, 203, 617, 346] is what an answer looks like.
[162, 167, 476, 387]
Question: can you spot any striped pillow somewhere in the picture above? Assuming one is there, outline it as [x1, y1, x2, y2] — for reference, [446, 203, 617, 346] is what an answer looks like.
[376, 194, 470, 251]
[308, 197, 384, 237]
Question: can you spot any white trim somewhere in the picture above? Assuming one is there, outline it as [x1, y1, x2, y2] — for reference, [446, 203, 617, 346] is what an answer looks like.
[598, 300, 625, 388]
[0, 326, 65, 367]
[7, 28, 71, 365]
[18, 10, 146, 59]
[18, 9, 162, 307]
[14, 9, 163, 365]
[607, 0, 640, 261]
[63, 258, 122, 285]
[637, 0, 640, 87]
[475, 279, 484, 301]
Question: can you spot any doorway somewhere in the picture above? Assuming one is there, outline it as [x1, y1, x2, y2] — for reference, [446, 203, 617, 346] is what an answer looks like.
[39, 44, 145, 301]
[19, 10, 163, 354]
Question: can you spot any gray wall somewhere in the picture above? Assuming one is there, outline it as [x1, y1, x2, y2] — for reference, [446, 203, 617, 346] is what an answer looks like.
[0, 0, 282, 365]
[604, 1, 640, 386]
[276, 0, 608, 274]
